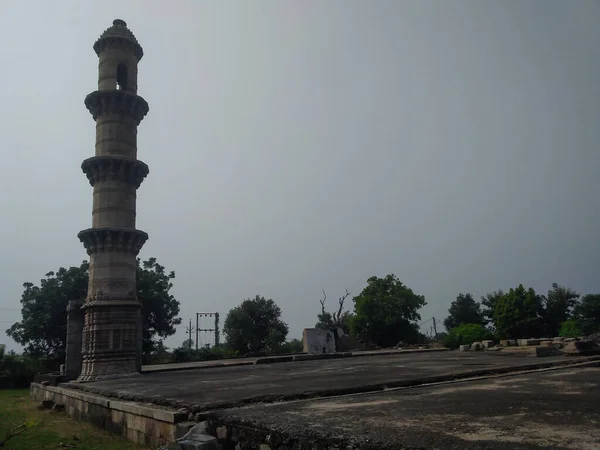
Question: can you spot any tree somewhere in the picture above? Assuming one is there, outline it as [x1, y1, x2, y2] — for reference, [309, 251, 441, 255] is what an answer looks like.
[559, 319, 582, 338]
[573, 294, 600, 336]
[7, 263, 88, 357]
[7, 258, 181, 359]
[315, 289, 354, 348]
[223, 295, 289, 355]
[442, 323, 494, 349]
[542, 283, 579, 337]
[267, 338, 304, 355]
[492, 285, 545, 339]
[443, 293, 485, 331]
[351, 274, 426, 347]
[180, 339, 194, 350]
[137, 257, 182, 356]
[480, 290, 504, 328]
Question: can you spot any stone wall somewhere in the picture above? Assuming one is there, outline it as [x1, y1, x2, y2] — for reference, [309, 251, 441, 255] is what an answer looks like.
[302, 328, 336, 354]
[30, 383, 192, 447]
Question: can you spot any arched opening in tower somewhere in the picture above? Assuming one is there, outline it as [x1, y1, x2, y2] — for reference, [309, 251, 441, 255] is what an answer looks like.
[116, 63, 128, 91]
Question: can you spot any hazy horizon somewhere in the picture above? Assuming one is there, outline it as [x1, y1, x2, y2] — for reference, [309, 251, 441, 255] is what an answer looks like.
[1, 0, 599, 351]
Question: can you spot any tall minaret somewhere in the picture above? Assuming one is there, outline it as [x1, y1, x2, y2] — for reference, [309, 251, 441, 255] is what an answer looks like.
[77, 19, 149, 381]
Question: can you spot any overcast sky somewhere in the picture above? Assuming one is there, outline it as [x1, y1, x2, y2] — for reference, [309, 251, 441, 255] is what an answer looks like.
[1, 1, 598, 350]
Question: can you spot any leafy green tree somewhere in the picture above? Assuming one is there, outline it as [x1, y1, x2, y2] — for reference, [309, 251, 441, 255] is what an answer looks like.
[268, 338, 304, 354]
[180, 339, 194, 350]
[573, 294, 600, 335]
[351, 274, 426, 347]
[493, 285, 545, 339]
[223, 295, 289, 355]
[443, 293, 485, 331]
[137, 257, 182, 356]
[559, 319, 582, 338]
[7, 258, 181, 359]
[542, 283, 580, 337]
[442, 323, 494, 349]
[480, 290, 504, 328]
[287, 338, 304, 353]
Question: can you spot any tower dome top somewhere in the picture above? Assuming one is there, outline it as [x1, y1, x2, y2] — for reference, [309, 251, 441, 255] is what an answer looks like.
[93, 18, 144, 61]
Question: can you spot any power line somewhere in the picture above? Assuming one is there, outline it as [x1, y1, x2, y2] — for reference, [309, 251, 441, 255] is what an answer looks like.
[418, 317, 433, 327]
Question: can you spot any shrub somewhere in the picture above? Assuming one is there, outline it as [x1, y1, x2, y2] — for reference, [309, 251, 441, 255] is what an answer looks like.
[0, 347, 62, 389]
[171, 345, 240, 363]
[559, 319, 582, 338]
[443, 323, 494, 349]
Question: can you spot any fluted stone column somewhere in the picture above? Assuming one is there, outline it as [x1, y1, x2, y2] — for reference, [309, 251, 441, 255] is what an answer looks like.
[77, 19, 149, 382]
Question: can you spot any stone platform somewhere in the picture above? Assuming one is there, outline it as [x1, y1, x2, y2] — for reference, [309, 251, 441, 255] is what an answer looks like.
[211, 362, 600, 449]
[31, 351, 600, 448]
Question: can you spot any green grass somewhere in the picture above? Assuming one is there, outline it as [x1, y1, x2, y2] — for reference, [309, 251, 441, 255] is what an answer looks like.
[0, 389, 147, 450]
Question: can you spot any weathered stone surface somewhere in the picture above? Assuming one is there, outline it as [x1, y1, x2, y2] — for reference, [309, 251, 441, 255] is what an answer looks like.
[64, 299, 84, 381]
[31, 382, 181, 447]
[563, 340, 600, 356]
[520, 339, 541, 346]
[459, 345, 470, 352]
[482, 340, 494, 348]
[76, 19, 150, 382]
[170, 422, 218, 450]
[471, 342, 482, 351]
[302, 328, 336, 354]
[535, 346, 561, 357]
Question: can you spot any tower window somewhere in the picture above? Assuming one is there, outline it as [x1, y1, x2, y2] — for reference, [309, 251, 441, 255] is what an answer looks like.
[116, 63, 128, 91]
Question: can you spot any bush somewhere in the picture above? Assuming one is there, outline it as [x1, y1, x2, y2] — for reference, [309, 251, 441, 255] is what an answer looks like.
[171, 345, 240, 363]
[559, 319, 582, 338]
[0, 346, 62, 389]
[443, 323, 494, 349]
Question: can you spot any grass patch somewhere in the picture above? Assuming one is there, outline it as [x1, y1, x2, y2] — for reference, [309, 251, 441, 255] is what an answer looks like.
[0, 389, 147, 449]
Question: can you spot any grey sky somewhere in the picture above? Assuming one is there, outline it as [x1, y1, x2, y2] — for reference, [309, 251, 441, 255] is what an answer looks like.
[1, 1, 599, 350]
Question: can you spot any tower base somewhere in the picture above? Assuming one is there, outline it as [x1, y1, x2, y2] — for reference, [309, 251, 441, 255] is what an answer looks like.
[77, 300, 142, 382]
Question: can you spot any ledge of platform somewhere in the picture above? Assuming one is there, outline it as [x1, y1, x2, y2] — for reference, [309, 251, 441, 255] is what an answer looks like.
[85, 90, 149, 124]
[30, 382, 191, 447]
[78, 227, 148, 255]
[82, 156, 149, 188]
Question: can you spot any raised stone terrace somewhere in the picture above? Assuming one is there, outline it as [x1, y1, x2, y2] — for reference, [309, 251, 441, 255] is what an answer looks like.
[31, 350, 600, 449]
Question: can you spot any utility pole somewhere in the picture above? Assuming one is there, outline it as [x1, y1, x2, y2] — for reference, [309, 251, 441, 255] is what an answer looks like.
[185, 319, 194, 349]
[195, 313, 199, 350]
[195, 312, 218, 349]
[432, 317, 439, 340]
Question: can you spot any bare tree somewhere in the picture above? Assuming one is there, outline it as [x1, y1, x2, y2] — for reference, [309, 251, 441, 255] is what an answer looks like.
[318, 289, 351, 330]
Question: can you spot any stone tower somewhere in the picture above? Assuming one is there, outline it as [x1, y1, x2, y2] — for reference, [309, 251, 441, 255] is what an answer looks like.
[77, 19, 149, 381]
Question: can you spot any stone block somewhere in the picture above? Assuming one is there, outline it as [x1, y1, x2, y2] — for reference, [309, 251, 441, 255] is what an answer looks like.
[172, 422, 218, 450]
[482, 340, 494, 348]
[471, 342, 483, 351]
[459, 345, 470, 352]
[563, 340, 600, 356]
[535, 346, 560, 357]
[302, 328, 336, 354]
[521, 339, 540, 346]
